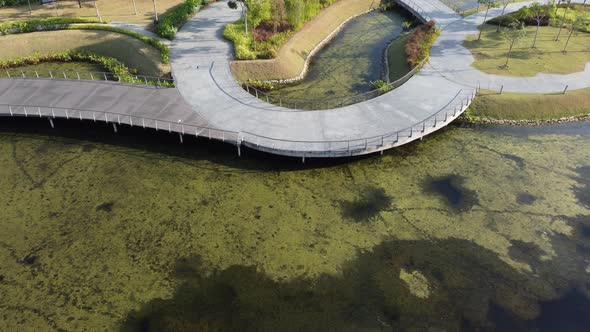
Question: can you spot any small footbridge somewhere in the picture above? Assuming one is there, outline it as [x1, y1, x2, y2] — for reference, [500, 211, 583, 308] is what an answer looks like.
[1, 0, 481, 159]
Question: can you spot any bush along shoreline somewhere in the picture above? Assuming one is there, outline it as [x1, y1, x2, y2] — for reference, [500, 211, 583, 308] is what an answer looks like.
[154, 0, 212, 40]
[0, 51, 174, 87]
[224, 0, 340, 60]
[0, 17, 105, 34]
[405, 20, 439, 69]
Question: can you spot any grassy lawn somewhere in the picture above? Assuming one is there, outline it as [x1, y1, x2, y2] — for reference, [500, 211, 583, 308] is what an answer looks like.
[468, 88, 590, 120]
[230, 0, 381, 82]
[464, 24, 590, 76]
[0, 30, 168, 76]
[0, 0, 185, 27]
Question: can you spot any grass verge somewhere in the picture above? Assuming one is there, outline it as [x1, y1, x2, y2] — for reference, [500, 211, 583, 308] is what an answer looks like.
[464, 24, 590, 76]
[467, 88, 590, 120]
[0, 0, 189, 28]
[0, 29, 168, 76]
[230, 0, 381, 82]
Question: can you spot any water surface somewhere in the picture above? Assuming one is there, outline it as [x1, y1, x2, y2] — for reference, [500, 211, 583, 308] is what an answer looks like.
[266, 10, 409, 108]
[0, 119, 589, 331]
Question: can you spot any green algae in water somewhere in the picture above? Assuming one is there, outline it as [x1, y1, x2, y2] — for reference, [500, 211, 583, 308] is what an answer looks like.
[0, 119, 590, 330]
[267, 10, 408, 106]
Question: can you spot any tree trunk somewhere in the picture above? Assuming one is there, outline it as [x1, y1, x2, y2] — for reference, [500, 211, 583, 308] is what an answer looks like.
[153, 0, 158, 22]
[533, 21, 540, 48]
[240, 2, 248, 35]
[132, 0, 137, 15]
[27, 0, 32, 15]
[94, 1, 102, 22]
[479, 5, 490, 40]
[497, 3, 508, 32]
[78, 0, 81, 8]
[563, 27, 574, 52]
[505, 42, 514, 66]
[555, 7, 568, 41]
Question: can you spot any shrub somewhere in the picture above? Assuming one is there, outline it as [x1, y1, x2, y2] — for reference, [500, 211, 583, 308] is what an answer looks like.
[0, 51, 171, 86]
[371, 80, 391, 92]
[225, 0, 342, 60]
[0, 17, 105, 35]
[154, 0, 203, 40]
[488, 4, 557, 28]
[405, 20, 439, 69]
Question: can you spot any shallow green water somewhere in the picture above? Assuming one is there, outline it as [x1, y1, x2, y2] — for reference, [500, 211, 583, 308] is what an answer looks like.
[1, 119, 590, 331]
[267, 10, 409, 108]
[1, 62, 108, 79]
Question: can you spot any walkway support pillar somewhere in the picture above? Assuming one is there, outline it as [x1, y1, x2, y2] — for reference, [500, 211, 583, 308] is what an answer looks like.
[113, 123, 118, 133]
[49, 118, 54, 128]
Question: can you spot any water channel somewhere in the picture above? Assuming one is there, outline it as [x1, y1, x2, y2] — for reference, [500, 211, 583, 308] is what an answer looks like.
[265, 9, 411, 109]
[1, 118, 589, 331]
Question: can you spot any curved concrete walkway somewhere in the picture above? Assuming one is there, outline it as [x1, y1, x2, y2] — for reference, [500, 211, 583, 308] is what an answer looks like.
[1, 0, 588, 157]
[170, 0, 473, 156]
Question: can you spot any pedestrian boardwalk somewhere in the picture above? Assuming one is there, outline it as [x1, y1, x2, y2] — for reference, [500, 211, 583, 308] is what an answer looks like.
[1, 0, 588, 158]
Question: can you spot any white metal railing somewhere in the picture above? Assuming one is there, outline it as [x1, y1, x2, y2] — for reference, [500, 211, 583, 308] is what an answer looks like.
[396, 0, 438, 24]
[239, 87, 479, 157]
[0, 103, 241, 151]
[1, 69, 175, 87]
[1, 87, 478, 158]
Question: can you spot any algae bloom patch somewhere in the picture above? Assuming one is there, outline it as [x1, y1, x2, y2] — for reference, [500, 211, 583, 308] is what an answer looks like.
[399, 268, 431, 299]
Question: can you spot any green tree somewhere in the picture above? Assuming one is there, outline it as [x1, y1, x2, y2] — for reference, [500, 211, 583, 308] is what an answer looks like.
[497, 0, 512, 32]
[245, 0, 271, 28]
[554, 0, 571, 41]
[563, 16, 589, 52]
[478, 0, 498, 40]
[501, 21, 527, 67]
[521, 2, 555, 48]
[271, 0, 287, 33]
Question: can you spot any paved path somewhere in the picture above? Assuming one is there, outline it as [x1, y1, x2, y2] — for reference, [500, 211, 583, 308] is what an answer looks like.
[170, 0, 473, 156]
[1, 0, 589, 157]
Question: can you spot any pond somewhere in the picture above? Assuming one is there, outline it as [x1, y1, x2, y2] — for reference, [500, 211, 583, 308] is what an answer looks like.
[0, 61, 109, 80]
[0, 119, 589, 331]
[265, 9, 411, 110]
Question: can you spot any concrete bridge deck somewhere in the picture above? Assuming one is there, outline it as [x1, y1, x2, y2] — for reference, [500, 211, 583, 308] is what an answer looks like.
[0, 0, 587, 158]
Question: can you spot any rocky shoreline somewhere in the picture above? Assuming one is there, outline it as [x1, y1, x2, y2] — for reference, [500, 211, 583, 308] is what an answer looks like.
[458, 114, 590, 126]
